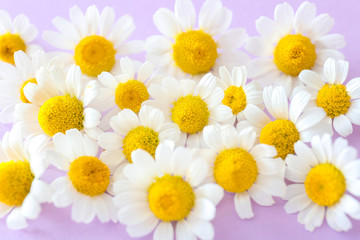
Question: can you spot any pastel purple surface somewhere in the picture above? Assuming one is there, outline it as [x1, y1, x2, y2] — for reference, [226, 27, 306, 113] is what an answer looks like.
[0, 0, 360, 239]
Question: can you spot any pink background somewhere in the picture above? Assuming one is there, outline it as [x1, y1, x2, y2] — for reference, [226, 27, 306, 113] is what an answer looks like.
[0, 0, 360, 239]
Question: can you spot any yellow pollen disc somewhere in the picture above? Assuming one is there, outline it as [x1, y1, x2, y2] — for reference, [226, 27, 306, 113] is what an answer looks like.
[20, 78, 37, 103]
[0, 160, 34, 206]
[74, 35, 116, 77]
[115, 80, 149, 113]
[274, 34, 316, 76]
[173, 30, 218, 75]
[0, 33, 26, 64]
[260, 119, 300, 159]
[148, 174, 195, 222]
[122, 126, 159, 163]
[222, 85, 247, 115]
[171, 95, 209, 134]
[214, 148, 258, 193]
[68, 156, 110, 196]
[316, 84, 351, 118]
[38, 94, 84, 137]
[305, 163, 346, 206]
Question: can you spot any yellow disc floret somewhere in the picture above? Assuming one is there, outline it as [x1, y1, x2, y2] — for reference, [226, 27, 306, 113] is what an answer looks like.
[74, 35, 116, 77]
[115, 80, 149, 113]
[305, 163, 346, 206]
[222, 86, 247, 115]
[173, 30, 218, 75]
[38, 94, 84, 137]
[148, 174, 195, 222]
[171, 95, 209, 134]
[20, 78, 37, 103]
[274, 34, 316, 76]
[260, 119, 300, 159]
[68, 156, 110, 196]
[316, 84, 351, 118]
[0, 33, 26, 64]
[0, 160, 34, 206]
[122, 126, 159, 163]
[214, 148, 258, 193]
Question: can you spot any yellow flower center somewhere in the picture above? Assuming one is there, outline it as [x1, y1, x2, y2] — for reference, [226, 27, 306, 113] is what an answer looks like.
[260, 119, 300, 159]
[0, 33, 26, 64]
[214, 148, 258, 193]
[274, 34, 316, 76]
[38, 94, 84, 137]
[0, 160, 34, 206]
[171, 95, 209, 134]
[148, 174, 195, 222]
[115, 80, 149, 113]
[122, 126, 159, 163]
[173, 30, 218, 75]
[20, 78, 37, 103]
[222, 86, 247, 115]
[74, 35, 116, 77]
[305, 163, 346, 206]
[68, 156, 110, 196]
[316, 84, 351, 118]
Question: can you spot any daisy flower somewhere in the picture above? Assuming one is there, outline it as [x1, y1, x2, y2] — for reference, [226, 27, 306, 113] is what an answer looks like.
[97, 57, 156, 130]
[43, 5, 143, 78]
[98, 105, 181, 166]
[145, 0, 250, 79]
[45, 129, 117, 223]
[298, 58, 360, 137]
[203, 125, 286, 219]
[0, 10, 41, 64]
[238, 85, 331, 160]
[0, 127, 52, 229]
[284, 134, 360, 232]
[0, 50, 60, 124]
[114, 141, 224, 239]
[145, 73, 233, 147]
[14, 64, 102, 140]
[217, 65, 263, 124]
[245, 2, 345, 95]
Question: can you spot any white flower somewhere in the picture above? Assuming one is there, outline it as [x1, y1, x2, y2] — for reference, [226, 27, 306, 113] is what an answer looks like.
[145, 0, 250, 79]
[0, 126, 52, 229]
[203, 125, 286, 219]
[145, 73, 233, 147]
[245, 2, 345, 95]
[284, 134, 360, 232]
[238, 85, 331, 160]
[298, 58, 360, 137]
[114, 141, 224, 239]
[14, 64, 102, 140]
[46, 129, 118, 223]
[43, 5, 144, 78]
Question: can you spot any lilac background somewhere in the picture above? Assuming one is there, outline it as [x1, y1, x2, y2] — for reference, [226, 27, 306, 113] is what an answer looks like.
[0, 0, 360, 239]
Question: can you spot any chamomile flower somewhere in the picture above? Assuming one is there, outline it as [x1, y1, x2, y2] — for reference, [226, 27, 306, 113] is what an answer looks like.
[245, 2, 345, 95]
[114, 141, 224, 239]
[298, 58, 360, 137]
[217, 66, 263, 124]
[238, 85, 330, 160]
[97, 57, 155, 130]
[43, 5, 143, 78]
[0, 10, 41, 64]
[145, 0, 250, 79]
[46, 129, 117, 223]
[284, 134, 360, 232]
[0, 50, 60, 124]
[14, 64, 102, 140]
[98, 105, 181, 167]
[203, 125, 286, 219]
[145, 73, 233, 147]
[0, 127, 52, 230]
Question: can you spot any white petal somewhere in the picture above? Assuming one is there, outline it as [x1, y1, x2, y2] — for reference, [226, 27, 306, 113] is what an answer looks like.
[333, 115, 353, 137]
[20, 194, 41, 219]
[234, 192, 254, 219]
[175, 0, 196, 30]
[153, 8, 182, 38]
[126, 214, 158, 238]
[244, 105, 271, 128]
[248, 183, 275, 206]
[192, 198, 216, 221]
[284, 193, 312, 214]
[97, 132, 122, 150]
[186, 159, 208, 187]
[6, 208, 28, 230]
[195, 184, 224, 206]
[176, 220, 197, 240]
[83, 107, 101, 128]
[298, 70, 324, 90]
[188, 218, 214, 240]
[154, 221, 174, 240]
